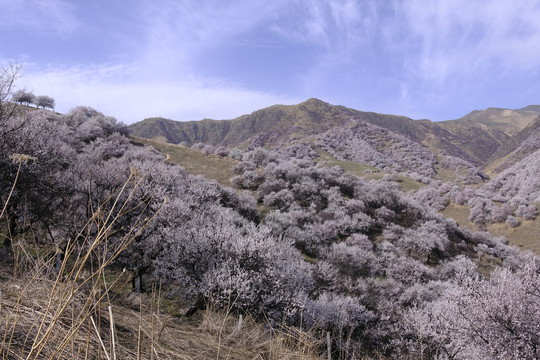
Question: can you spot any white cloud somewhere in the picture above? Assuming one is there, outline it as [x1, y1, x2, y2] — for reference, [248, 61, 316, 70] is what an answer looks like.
[5, 0, 538, 124]
[16, 63, 300, 124]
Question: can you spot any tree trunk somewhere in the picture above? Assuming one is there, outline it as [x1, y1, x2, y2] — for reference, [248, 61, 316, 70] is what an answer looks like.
[132, 271, 143, 294]
[55, 246, 64, 274]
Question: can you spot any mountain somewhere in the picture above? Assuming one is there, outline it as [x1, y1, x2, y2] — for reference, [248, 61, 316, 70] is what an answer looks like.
[128, 99, 540, 169]
[129, 98, 420, 147]
[4, 62, 540, 360]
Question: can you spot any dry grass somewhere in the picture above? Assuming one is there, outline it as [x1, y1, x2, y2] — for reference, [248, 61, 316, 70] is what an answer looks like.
[435, 166, 457, 183]
[314, 147, 378, 177]
[396, 176, 425, 193]
[143, 306, 322, 359]
[314, 146, 425, 193]
[0, 166, 161, 359]
[0, 269, 323, 360]
[441, 203, 473, 229]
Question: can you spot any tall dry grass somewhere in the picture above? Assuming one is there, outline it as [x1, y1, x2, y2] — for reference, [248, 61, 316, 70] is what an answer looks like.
[0, 156, 322, 359]
[1, 159, 163, 359]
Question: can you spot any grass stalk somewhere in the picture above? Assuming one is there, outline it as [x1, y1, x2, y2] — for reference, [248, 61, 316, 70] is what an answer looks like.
[108, 305, 117, 360]
[90, 316, 111, 360]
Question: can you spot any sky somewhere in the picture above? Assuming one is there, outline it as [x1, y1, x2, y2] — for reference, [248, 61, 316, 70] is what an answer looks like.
[1, 0, 540, 124]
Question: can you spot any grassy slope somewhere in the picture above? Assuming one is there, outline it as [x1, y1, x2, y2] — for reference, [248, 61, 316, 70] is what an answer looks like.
[436, 108, 539, 167]
[484, 116, 540, 174]
[454, 107, 537, 136]
[314, 146, 425, 192]
[443, 202, 540, 255]
[442, 203, 473, 229]
[128, 99, 429, 150]
[128, 99, 350, 147]
[436, 166, 457, 183]
[488, 218, 540, 255]
[131, 137, 237, 187]
[314, 146, 377, 176]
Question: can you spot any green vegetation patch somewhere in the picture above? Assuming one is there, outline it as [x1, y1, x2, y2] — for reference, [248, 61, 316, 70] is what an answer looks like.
[443, 202, 540, 256]
[442, 202, 473, 229]
[436, 165, 457, 182]
[396, 176, 425, 192]
[314, 146, 378, 176]
[133, 137, 237, 187]
[314, 146, 425, 192]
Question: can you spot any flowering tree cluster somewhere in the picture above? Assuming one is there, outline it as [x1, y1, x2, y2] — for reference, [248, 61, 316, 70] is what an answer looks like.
[412, 185, 450, 211]
[440, 155, 487, 184]
[478, 150, 540, 203]
[393, 258, 540, 359]
[224, 144, 539, 356]
[443, 122, 539, 227]
[315, 120, 438, 179]
[448, 149, 539, 227]
[11, 89, 55, 110]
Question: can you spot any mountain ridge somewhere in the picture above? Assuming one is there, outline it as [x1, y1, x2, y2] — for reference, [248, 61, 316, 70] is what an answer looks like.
[128, 98, 540, 170]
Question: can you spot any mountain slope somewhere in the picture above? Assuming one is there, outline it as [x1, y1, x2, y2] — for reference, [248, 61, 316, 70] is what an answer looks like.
[432, 107, 540, 165]
[486, 115, 540, 173]
[128, 99, 540, 168]
[450, 107, 536, 136]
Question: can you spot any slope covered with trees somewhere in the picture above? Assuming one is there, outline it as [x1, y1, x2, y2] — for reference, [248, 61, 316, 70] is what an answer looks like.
[2, 66, 540, 359]
[129, 96, 540, 247]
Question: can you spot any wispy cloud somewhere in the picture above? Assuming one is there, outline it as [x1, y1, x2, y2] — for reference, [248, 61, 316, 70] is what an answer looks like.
[137, 1, 285, 70]
[396, 0, 540, 82]
[5, 1, 304, 122]
[0, 0, 78, 35]
[270, 0, 377, 59]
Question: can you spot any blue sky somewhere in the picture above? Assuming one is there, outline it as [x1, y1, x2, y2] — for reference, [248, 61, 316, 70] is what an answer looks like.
[1, 0, 540, 124]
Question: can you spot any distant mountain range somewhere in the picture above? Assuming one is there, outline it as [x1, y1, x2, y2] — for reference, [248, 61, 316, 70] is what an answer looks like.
[128, 98, 540, 173]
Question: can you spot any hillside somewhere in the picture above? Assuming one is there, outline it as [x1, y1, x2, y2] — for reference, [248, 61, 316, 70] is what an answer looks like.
[432, 107, 539, 165]
[2, 63, 539, 360]
[449, 107, 536, 136]
[485, 115, 540, 173]
[1, 109, 539, 358]
[129, 99, 540, 258]
[128, 99, 540, 169]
